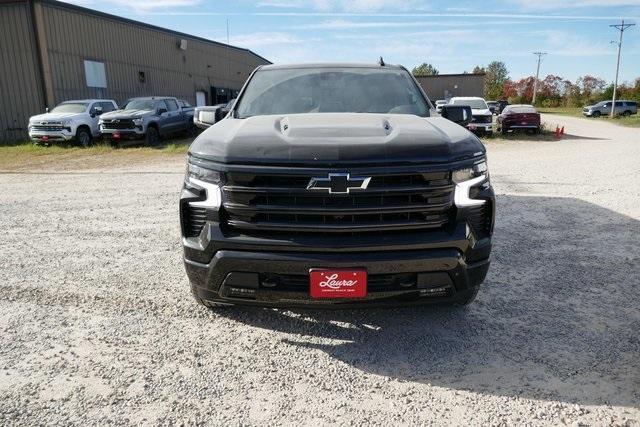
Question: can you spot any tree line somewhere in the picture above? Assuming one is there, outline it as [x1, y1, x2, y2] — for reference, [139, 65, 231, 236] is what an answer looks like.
[412, 61, 640, 107]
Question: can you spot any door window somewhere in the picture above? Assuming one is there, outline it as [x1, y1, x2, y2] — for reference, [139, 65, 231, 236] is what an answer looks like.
[165, 99, 179, 111]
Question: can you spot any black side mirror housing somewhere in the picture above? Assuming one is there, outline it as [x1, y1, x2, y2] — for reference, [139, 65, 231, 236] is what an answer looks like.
[157, 108, 168, 115]
[441, 105, 472, 126]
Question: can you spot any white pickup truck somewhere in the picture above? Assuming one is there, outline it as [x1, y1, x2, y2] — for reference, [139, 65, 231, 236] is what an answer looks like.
[28, 99, 118, 146]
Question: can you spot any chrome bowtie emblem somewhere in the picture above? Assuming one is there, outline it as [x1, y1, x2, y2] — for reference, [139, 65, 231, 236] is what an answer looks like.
[307, 173, 371, 194]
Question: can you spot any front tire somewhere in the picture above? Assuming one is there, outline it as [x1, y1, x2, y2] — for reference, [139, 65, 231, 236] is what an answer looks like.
[76, 127, 92, 148]
[452, 287, 479, 306]
[592, 111, 601, 118]
[501, 125, 509, 135]
[146, 126, 160, 147]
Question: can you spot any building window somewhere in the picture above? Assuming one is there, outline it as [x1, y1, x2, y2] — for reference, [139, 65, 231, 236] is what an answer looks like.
[138, 71, 146, 83]
[84, 60, 107, 88]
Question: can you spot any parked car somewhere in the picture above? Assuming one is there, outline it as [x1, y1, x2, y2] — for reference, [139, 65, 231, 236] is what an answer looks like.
[583, 100, 637, 117]
[486, 101, 499, 115]
[435, 99, 447, 114]
[99, 96, 191, 145]
[193, 99, 236, 130]
[28, 99, 117, 147]
[182, 62, 494, 309]
[498, 104, 541, 134]
[449, 97, 493, 135]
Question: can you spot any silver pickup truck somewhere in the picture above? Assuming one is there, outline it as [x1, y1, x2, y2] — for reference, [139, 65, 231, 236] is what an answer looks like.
[583, 100, 638, 117]
[99, 96, 193, 146]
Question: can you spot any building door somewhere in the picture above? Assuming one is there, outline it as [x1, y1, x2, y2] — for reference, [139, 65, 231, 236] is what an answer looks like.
[196, 91, 206, 107]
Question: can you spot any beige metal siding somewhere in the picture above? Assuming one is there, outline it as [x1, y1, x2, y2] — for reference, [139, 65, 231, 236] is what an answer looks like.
[39, 2, 268, 106]
[0, 2, 45, 142]
[416, 74, 485, 100]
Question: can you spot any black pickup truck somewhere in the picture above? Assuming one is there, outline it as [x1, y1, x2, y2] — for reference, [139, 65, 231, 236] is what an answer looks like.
[180, 63, 494, 308]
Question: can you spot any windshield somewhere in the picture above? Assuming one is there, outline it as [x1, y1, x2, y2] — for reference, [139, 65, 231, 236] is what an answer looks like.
[451, 99, 488, 110]
[50, 103, 88, 114]
[235, 67, 429, 118]
[124, 100, 156, 111]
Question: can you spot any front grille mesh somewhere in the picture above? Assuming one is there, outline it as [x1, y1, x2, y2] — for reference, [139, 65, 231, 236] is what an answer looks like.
[32, 125, 65, 132]
[101, 120, 135, 130]
[221, 170, 454, 234]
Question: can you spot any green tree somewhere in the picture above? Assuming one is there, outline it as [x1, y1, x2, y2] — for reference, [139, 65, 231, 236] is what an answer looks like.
[484, 61, 509, 100]
[472, 65, 485, 74]
[412, 63, 439, 77]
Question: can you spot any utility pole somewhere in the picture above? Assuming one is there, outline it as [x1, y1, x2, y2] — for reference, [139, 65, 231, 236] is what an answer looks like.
[610, 19, 635, 118]
[532, 52, 547, 105]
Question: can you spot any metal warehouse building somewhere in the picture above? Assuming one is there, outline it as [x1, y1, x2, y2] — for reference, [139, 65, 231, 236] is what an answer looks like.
[416, 73, 486, 101]
[0, 0, 270, 142]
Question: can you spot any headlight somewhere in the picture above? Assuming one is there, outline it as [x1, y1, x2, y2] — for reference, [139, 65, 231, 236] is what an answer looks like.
[452, 161, 488, 184]
[132, 118, 143, 126]
[453, 160, 489, 208]
[186, 163, 222, 184]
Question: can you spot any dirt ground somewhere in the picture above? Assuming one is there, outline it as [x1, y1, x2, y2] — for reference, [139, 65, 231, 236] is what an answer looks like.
[0, 115, 639, 425]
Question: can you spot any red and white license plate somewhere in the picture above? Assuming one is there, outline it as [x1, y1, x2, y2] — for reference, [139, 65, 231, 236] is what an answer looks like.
[113, 132, 121, 139]
[309, 269, 367, 299]
[468, 124, 477, 130]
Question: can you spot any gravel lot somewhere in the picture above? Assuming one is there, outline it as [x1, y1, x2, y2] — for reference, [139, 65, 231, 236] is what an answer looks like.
[1, 115, 639, 425]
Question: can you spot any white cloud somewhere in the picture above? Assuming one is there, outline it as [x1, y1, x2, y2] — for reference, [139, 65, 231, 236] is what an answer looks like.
[508, 0, 640, 9]
[229, 31, 305, 48]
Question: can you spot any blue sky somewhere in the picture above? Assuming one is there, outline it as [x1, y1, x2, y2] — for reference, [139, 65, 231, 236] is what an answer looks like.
[64, 0, 640, 84]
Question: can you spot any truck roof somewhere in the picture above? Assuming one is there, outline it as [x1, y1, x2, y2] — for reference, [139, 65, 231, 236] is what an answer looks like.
[259, 62, 405, 71]
[61, 99, 116, 103]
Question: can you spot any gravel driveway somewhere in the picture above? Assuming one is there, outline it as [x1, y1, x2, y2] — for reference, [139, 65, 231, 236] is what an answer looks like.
[1, 115, 639, 425]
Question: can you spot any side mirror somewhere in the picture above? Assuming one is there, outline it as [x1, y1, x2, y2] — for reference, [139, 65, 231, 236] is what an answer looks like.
[94, 106, 103, 115]
[157, 108, 168, 115]
[441, 105, 472, 126]
[198, 109, 217, 127]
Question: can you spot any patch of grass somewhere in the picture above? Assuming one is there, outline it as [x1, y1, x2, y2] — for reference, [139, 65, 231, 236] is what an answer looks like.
[539, 107, 640, 127]
[0, 137, 192, 171]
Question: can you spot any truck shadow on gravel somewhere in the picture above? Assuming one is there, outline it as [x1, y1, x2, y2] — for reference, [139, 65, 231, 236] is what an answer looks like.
[218, 195, 640, 408]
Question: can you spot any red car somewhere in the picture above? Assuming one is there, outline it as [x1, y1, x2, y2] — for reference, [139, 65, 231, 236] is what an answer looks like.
[498, 104, 541, 134]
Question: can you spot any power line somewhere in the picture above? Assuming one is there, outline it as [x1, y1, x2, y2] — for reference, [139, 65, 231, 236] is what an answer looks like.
[531, 52, 547, 105]
[609, 19, 635, 118]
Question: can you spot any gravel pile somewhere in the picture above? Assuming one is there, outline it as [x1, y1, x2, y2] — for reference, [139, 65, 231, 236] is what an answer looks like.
[1, 115, 639, 425]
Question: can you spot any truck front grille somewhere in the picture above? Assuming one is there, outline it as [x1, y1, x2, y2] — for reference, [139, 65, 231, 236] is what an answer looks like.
[471, 115, 492, 124]
[222, 170, 454, 234]
[32, 124, 66, 132]
[101, 120, 135, 130]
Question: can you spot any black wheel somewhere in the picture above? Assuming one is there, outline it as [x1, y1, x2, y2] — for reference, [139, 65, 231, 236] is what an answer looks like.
[501, 125, 509, 135]
[191, 287, 230, 310]
[76, 127, 92, 148]
[622, 110, 631, 117]
[146, 126, 160, 146]
[592, 111, 601, 118]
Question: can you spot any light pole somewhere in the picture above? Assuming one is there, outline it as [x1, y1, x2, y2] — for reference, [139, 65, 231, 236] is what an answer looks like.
[532, 52, 547, 105]
[610, 20, 635, 118]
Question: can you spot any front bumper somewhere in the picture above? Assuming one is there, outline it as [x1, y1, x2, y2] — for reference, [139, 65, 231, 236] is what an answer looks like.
[29, 129, 74, 142]
[467, 122, 493, 132]
[100, 128, 145, 140]
[183, 195, 494, 308]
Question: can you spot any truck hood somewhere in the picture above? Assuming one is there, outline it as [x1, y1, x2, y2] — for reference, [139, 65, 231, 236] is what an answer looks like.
[189, 113, 485, 166]
[29, 112, 83, 123]
[100, 109, 154, 120]
[471, 108, 492, 116]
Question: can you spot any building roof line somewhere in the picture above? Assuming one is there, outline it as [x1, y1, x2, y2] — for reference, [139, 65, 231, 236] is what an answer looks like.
[36, 0, 271, 64]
